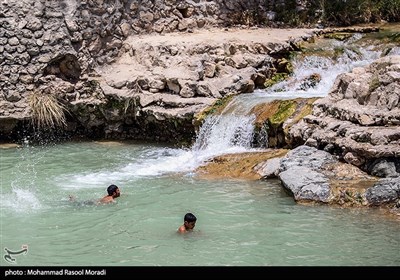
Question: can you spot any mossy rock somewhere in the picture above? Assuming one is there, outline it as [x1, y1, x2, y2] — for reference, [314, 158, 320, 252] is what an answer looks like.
[251, 99, 301, 129]
[195, 149, 289, 180]
[251, 98, 318, 147]
[194, 95, 234, 126]
[264, 73, 288, 88]
[270, 100, 297, 127]
[323, 32, 353, 41]
[369, 75, 380, 93]
[276, 58, 294, 73]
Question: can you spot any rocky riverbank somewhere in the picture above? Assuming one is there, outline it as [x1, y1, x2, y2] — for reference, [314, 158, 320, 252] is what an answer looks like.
[195, 54, 400, 217]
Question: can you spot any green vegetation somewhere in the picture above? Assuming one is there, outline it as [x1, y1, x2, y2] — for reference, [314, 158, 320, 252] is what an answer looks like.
[369, 76, 380, 92]
[323, 33, 353, 41]
[311, 0, 400, 26]
[225, 0, 400, 27]
[270, 100, 297, 128]
[264, 73, 289, 88]
[369, 29, 400, 44]
[195, 95, 234, 122]
[295, 24, 400, 64]
[29, 91, 68, 130]
[264, 58, 294, 88]
[389, 32, 400, 42]
[333, 46, 345, 60]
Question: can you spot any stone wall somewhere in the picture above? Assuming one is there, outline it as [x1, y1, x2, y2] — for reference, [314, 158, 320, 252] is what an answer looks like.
[0, 0, 307, 105]
[0, 0, 308, 142]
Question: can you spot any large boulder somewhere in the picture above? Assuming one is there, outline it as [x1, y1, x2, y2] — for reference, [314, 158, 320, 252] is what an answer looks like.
[277, 146, 400, 209]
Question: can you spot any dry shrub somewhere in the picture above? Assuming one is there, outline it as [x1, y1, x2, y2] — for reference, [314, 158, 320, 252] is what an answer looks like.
[29, 90, 67, 130]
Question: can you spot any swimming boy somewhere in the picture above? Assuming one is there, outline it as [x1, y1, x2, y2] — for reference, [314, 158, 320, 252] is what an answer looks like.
[98, 184, 120, 204]
[69, 184, 121, 206]
[177, 212, 197, 233]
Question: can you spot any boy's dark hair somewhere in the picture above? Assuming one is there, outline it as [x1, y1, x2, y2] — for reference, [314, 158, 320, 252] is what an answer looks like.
[107, 184, 118, 196]
[184, 213, 197, 222]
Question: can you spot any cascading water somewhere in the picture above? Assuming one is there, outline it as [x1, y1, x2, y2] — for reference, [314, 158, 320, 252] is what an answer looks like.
[190, 34, 388, 151]
[192, 115, 256, 152]
[265, 34, 384, 98]
[115, 33, 399, 177]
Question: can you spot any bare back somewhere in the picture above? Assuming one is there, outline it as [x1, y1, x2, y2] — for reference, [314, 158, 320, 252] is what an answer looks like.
[98, 196, 115, 204]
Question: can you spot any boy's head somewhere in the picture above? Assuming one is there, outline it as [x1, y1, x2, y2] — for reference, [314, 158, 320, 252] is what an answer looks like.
[107, 184, 120, 197]
[184, 213, 197, 230]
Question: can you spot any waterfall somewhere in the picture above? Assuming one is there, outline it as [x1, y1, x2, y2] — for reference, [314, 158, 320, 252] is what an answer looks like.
[191, 34, 385, 154]
[192, 114, 256, 150]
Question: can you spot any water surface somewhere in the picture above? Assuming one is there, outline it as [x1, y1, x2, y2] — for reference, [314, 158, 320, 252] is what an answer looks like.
[1, 141, 399, 266]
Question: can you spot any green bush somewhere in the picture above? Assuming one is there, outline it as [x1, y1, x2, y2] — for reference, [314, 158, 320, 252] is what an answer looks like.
[273, 0, 400, 27]
[312, 0, 400, 26]
[379, 0, 400, 22]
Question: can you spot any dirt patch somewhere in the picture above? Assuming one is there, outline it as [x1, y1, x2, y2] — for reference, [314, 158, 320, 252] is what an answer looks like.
[127, 27, 317, 46]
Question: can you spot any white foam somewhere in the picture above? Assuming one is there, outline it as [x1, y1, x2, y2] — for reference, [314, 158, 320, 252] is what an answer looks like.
[0, 188, 42, 213]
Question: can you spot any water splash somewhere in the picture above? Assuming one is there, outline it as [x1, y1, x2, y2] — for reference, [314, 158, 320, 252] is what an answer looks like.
[0, 188, 42, 213]
[0, 143, 51, 213]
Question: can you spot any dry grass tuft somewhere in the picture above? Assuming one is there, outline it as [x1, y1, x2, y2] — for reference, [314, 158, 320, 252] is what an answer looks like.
[29, 91, 68, 130]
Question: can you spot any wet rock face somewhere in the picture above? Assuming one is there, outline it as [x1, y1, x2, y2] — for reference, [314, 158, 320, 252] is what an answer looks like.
[288, 55, 400, 177]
